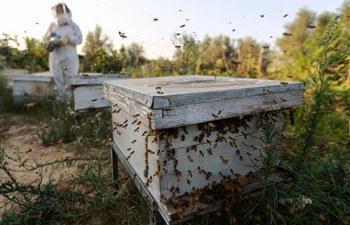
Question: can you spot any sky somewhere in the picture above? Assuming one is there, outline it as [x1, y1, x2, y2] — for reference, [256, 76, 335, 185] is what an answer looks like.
[0, 0, 348, 59]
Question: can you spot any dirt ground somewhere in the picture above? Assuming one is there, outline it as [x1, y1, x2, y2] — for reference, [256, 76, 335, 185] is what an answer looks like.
[0, 114, 79, 211]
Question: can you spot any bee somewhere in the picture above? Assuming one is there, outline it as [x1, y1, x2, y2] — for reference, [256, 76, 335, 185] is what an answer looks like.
[287, 74, 293, 78]
[219, 171, 225, 178]
[280, 81, 288, 86]
[25, 149, 32, 153]
[176, 33, 181, 36]
[230, 169, 234, 175]
[137, 121, 141, 125]
[134, 127, 140, 132]
[307, 24, 316, 29]
[142, 131, 147, 136]
[242, 131, 248, 140]
[206, 139, 211, 145]
[180, 135, 185, 141]
[118, 31, 127, 39]
[197, 166, 202, 173]
[82, 73, 89, 77]
[180, 24, 186, 28]
[211, 113, 219, 118]
[155, 86, 162, 90]
[113, 108, 121, 114]
[175, 45, 181, 49]
[236, 149, 241, 156]
[281, 98, 288, 102]
[266, 89, 273, 94]
[218, 110, 222, 115]
[283, 14, 288, 18]
[131, 140, 137, 144]
[220, 155, 229, 164]
[187, 155, 193, 162]
[246, 152, 252, 156]
[187, 179, 191, 185]
[148, 149, 155, 154]
[126, 151, 135, 160]
[272, 99, 278, 104]
[207, 148, 213, 155]
[283, 32, 293, 36]
[133, 113, 140, 117]
[232, 29, 236, 32]
[132, 119, 137, 125]
[199, 150, 204, 157]
[91, 99, 97, 102]
[239, 156, 243, 161]
[157, 91, 164, 94]
[145, 176, 153, 187]
[153, 18, 158, 21]
[19, 159, 28, 167]
[188, 170, 192, 177]
[183, 127, 188, 134]
[126, 147, 131, 151]
[260, 14, 264, 18]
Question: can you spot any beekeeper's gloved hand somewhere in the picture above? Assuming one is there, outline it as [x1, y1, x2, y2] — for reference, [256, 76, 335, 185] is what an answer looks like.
[59, 35, 70, 45]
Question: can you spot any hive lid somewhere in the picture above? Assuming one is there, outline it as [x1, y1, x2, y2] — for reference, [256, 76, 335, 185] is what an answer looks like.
[70, 74, 129, 85]
[12, 72, 53, 82]
[104, 75, 305, 109]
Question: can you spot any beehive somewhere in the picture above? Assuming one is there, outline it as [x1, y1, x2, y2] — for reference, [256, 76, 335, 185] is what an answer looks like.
[103, 75, 305, 214]
[11, 72, 54, 102]
[69, 74, 129, 113]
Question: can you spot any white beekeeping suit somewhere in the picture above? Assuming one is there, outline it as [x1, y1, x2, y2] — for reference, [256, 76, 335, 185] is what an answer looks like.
[43, 2, 82, 101]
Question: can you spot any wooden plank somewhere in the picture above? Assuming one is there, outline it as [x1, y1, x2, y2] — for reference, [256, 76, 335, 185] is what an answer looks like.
[70, 74, 128, 85]
[72, 85, 110, 112]
[151, 89, 303, 129]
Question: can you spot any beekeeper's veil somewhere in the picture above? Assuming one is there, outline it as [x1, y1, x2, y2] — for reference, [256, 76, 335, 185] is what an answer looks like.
[51, 3, 72, 26]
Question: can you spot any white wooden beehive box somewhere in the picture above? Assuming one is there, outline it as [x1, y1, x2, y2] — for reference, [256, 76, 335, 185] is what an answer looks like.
[69, 74, 129, 113]
[11, 72, 54, 102]
[103, 75, 305, 205]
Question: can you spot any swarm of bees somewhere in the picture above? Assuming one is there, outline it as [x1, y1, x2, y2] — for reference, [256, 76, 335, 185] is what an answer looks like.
[111, 97, 287, 221]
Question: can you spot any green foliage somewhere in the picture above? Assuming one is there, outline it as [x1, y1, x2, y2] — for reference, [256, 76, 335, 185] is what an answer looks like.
[82, 25, 122, 73]
[0, 34, 48, 73]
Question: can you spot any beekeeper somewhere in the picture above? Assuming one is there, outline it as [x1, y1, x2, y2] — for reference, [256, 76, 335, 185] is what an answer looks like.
[43, 2, 82, 101]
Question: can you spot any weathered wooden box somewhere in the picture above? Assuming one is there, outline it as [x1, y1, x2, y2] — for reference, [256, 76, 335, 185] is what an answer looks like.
[69, 74, 129, 113]
[11, 72, 54, 102]
[104, 75, 305, 219]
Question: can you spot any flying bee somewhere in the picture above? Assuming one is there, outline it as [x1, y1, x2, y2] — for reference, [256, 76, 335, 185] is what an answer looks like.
[307, 24, 316, 29]
[131, 140, 136, 144]
[180, 24, 186, 28]
[218, 110, 222, 115]
[220, 155, 229, 164]
[287, 74, 293, 78]
[283, 32, 293, 36]
[187, 155, 193, 162]
[175, 45, 181, 49]
[153, 18, 158, 21]
[283, 14, 288, 18]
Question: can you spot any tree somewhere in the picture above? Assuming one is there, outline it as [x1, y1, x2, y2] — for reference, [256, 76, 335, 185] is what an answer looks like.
[81, 25, 122, 73]
[236, 37, 260, 77]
